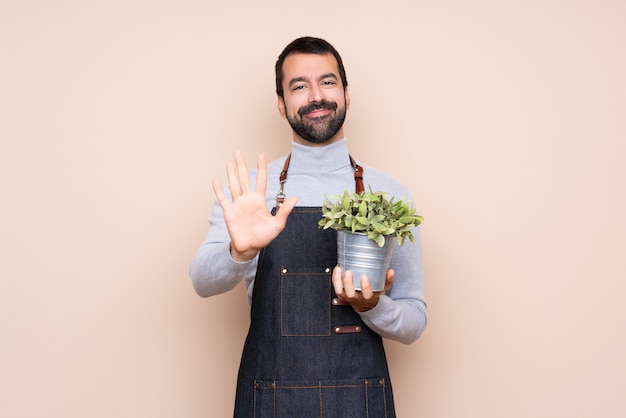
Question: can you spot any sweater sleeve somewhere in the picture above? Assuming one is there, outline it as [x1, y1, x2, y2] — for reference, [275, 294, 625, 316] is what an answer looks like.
[358, 226, 428, 344]
[189, 198, 258, 299]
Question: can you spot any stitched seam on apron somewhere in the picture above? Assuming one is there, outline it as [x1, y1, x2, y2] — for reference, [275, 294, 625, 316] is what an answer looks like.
[253, 381, 257, 418]
[258, 383, 378, 389]
[382, 378, 388, 418]
[365, 381, 370, 418]
[318, 381, 322, 418]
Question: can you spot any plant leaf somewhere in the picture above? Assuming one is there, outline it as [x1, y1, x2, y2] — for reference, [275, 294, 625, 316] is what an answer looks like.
[374, 234, 385, 247]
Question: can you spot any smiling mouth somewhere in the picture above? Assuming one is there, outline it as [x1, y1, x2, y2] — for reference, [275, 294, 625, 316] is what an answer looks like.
[305, 108, 332, 118]
[298, 101, 338, 119]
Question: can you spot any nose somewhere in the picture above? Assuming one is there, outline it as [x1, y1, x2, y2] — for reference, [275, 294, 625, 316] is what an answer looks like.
[308, 84, 323, 103]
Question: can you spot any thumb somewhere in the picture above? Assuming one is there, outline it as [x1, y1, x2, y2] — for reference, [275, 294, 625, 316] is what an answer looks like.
[274, 196, 298, 223]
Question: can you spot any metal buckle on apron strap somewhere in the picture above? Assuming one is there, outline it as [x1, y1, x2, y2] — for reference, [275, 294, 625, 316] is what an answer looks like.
[275, 155, 290, 209]
[349, 155, 364, 193]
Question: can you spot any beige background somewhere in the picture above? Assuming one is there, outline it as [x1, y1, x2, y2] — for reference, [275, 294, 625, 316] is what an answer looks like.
[2, 0, 625, 417]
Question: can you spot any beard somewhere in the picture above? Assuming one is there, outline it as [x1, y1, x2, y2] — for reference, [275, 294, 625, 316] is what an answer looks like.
[285, 100, 347, 144]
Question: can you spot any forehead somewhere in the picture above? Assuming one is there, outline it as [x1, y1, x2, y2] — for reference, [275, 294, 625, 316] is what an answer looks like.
[281, 53, 340, 82]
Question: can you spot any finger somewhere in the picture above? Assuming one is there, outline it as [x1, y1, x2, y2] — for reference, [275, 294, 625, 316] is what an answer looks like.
[212, 179, 230, 210]
[332, 266, 344, 296]
[360, 275, 373, 299]
[274, 196, 298, 223]
[255, 154, 268, 195]
[384, 269, 395, 291]
[343, 270, 356, 298]
[234, 151, 250, 193]
[225, 160, 241, 199]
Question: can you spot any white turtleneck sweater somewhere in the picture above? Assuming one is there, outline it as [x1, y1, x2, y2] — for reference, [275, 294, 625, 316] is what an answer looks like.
[189, 139, 427, 344]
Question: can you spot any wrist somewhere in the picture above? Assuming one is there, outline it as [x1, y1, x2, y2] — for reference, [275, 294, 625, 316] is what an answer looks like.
[230, 244, 258, 262]
[353, 299, 379, 313]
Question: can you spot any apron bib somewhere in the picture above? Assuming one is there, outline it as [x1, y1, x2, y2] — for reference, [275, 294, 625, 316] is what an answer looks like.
[233, 207, 396, 417]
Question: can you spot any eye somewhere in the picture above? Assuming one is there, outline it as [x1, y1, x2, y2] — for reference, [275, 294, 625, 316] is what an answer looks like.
[322, 79, 336, 86]
[292, 83, 306, 91]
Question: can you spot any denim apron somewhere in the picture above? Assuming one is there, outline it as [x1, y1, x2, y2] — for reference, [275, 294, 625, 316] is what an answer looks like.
[233, 156, 396, 417]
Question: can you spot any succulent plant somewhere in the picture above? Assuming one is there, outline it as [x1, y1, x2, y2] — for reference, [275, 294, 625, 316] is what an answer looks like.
[318, 187, 423, 247]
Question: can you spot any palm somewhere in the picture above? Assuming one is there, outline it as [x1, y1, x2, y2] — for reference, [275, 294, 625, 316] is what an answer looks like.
[213, 152, 297, 261]
[222, 191, 287, 253]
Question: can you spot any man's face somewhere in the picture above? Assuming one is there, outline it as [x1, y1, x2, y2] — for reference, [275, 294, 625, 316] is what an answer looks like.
[278, 53, 350, 146]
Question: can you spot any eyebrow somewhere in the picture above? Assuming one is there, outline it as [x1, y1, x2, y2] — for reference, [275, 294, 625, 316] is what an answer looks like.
[288, 73, 339, 88]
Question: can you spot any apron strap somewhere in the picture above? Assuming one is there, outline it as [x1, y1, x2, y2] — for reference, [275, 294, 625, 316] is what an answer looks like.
[349, 155, 364, 193]
[276, 153, 364, 209]
[275, 153, 291, 208]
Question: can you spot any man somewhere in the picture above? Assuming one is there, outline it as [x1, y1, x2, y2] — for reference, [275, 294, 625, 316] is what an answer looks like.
[190, 36, 426, 417]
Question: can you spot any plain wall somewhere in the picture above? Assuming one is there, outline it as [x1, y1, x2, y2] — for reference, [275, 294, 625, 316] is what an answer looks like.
[2, 0, 625, 417]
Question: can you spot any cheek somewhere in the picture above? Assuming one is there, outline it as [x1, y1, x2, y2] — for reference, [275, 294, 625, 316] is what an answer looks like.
[283, 99, 302, 116]
[334, 93, 347, 108]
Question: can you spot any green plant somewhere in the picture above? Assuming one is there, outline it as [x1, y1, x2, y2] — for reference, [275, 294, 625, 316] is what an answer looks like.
[318, 187, 423, 247]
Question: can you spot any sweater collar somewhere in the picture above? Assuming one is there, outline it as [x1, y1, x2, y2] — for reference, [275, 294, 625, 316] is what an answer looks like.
[288, 138, 351, 173]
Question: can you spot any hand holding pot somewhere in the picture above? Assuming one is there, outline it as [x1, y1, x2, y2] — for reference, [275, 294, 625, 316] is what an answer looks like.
[332, 266, 395, 312]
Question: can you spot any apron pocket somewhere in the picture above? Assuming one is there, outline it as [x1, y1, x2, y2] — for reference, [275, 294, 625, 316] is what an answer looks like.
[254, 378, 389, 418]
[280, 267, 332, 336]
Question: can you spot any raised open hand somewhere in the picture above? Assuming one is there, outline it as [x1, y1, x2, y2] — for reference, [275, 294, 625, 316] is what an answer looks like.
[212, 151, 298, 261]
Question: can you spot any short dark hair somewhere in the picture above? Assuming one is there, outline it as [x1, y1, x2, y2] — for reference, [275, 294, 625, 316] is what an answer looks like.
[275, 36, 348, 98]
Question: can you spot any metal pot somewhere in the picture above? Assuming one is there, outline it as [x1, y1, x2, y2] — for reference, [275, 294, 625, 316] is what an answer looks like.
[336, 230, 396, 292]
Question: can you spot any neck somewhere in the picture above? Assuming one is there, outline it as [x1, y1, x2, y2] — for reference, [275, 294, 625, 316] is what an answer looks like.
[289, 138, 350, 173]
[292, 129, 345, 147]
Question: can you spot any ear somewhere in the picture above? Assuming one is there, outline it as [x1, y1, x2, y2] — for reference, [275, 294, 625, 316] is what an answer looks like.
[277, 95, 287, 118]
[344, 86, 351, 109]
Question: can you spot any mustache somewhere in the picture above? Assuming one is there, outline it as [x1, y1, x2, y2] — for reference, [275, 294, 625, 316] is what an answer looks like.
[298, 101, 338, 117]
